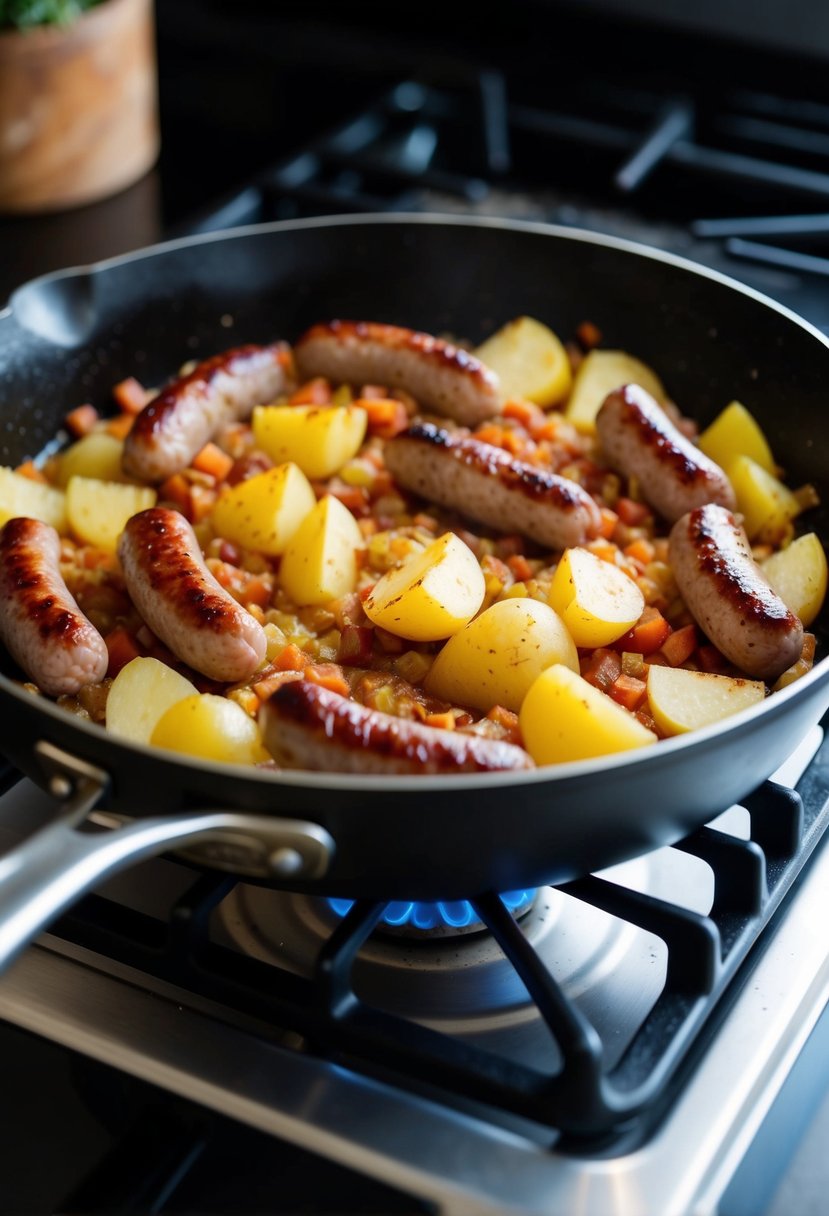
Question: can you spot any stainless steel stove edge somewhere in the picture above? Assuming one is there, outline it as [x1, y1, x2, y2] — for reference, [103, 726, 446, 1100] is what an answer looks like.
[0, 820, 828, 1216]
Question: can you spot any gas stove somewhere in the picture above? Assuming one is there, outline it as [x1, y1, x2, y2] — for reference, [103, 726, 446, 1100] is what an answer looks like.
[3, 12, 829, 1213]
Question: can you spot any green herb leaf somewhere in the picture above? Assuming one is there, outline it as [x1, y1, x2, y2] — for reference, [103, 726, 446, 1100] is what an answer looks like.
[0, 0, 104, 31]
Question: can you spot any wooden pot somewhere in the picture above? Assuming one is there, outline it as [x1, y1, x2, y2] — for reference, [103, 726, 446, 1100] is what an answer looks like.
[0, 0, 159, 213]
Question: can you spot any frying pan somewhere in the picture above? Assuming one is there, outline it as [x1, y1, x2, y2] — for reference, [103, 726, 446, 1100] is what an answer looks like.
[0, 214, 827, 973]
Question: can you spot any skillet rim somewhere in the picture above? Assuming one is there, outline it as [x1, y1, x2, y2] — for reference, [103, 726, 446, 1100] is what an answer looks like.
[1, 210, 827, 794]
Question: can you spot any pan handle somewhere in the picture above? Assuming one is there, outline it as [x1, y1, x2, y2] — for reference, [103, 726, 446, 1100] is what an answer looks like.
[0, 741, 335, 974]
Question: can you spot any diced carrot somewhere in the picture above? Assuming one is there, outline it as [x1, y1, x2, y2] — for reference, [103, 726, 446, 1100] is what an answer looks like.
[112, 376, 149, 414]
[103, 626, 142, 678]
[242, 574, 273, 610]
[608, 672, 647, 712]
[357, 397, 410, 439]
[105, 413, 135, 440]
[576, 320, 602, 349]
[616, 497, 652, 527]
[659, 623, 698, 667]
[14, 460, 47, 483]
[588, 539, 618, 564]
[329, 484, 370, 515]
[192, 442, 234, 482]
[290, 377, 332, 405]
[580, 648, 622, 690]
[424, 711, 456, 731]
[615, 606, 672, 655]
[158, 473, 193, 517]
[624, 538, 655, 566]
[65, 404, 99, 437]
[697, 644, 730, 673]
[274, 643, 311, 672]
[486, 704, 522, 745]
[599, 507, 619, 539]
[358, 383, 389, 399]
[506, 553, 533, 582]
[305, 663, 350, 697]
[503, 399, 544, 429]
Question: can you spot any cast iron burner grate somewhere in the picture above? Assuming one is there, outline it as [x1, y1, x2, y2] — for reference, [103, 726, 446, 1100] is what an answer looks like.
[41, 722, 829, 1151]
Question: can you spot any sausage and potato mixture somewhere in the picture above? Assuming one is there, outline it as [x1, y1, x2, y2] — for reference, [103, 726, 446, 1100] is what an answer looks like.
[0, 316, 824, 774]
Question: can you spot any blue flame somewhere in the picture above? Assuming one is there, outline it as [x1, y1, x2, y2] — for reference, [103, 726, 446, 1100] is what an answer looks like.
[327, 889, 536, 930]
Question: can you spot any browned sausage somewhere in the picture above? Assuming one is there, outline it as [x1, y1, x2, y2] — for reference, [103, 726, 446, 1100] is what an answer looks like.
[260, 680, 535, 774]
[384, 422, 602, 550]
[294, 321, 502, 425]
[0, 517, 108, 696]
[669, 504, 803, 683]
[596, 385, 736, 522]
[122, 343, 290, 482]
[118, 508, 267, 682]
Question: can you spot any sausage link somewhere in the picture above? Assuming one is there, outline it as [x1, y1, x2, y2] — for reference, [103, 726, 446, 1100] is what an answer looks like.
[294, 321, 502, 425]
[260, 680, 535, 774]
[118, 508, 267, 682]
[122, 342, 290, 482]
[384, 422, 602, 550]
[0, 517, 108, 696]
[669, 504, 803, 683]
[596, 385, 736, 522]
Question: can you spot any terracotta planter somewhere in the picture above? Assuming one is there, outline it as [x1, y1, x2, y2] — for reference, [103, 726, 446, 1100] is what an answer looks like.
[0, 0, 159, 213]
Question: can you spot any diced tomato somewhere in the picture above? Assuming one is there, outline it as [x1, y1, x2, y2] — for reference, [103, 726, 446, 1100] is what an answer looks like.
[506, 553, 533, 582]
[103, 627, 142, 678]
[290, 377, 332, 405]
[580, 648, 623, 690]
[337, 624, 374, 666]
[616, 497, 652, 527]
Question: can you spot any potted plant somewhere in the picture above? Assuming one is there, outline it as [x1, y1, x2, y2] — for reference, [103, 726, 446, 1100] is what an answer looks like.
[0, 0, 158, 211]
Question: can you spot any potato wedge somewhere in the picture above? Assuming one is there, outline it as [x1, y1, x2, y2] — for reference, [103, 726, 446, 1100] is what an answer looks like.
[151, 693, 269, 765]
[548, 547, 644, 647]
[106, 656, 197, 745]
[697, 400, 775, 474]
[519, 664, 657, 764]
[425, 597, 578, 712]
[728, 454, 799, 544]
[66, 476, 156, 553]
[211, 463, 316, 556]
[761, 533, 827, 627]
[564, 349, 665, 434]
[252, 404, 368, 480]
[55, 432, 128, 488]
[473, 316, 572, 407]
[0, 466, 67, 532]
[647, 666, 765, 736]
[279, 495, 365, 606]
[363, 531, 485, 641]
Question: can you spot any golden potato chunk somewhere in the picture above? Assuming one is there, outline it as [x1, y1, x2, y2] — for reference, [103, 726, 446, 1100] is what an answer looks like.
[647, 666, 765, 736]
[519, 664, 657, 764]
[56, 433, 128, 488]
[425, 597, 578, 712]
[761, 533, 827, 627]
[0, 467, 67, 532]
[106, 657, 197, 745]
[548, 547, 644, 647]
[564, 350, 665, 434]
[363, 532, 485, 642]
[279, 495, 365, 606]
[66, 476, 156, 553]
[697, 400, 775, 474]
[252, 404, 368, 480]
[473, 316, 572, 407]
[151, 694, 269, 765]
[211, 463, 316, 556]
[728, 455, 799, 544]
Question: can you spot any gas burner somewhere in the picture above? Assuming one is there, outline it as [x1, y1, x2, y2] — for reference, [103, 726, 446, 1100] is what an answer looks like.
[327, 889, 536, 937]
[215, 854, 674, 1069]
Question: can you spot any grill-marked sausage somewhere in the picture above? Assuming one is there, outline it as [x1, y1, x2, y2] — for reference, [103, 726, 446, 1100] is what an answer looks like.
[596, 385, 736, 522]
[261, 680, 534, 774]
[0, 517, 108, 696]
[122, 343, 290, 482]
[384, 422, 602, 549]
[118, 508, 267, 683]
[294, 321, 502, 425]
[669, 504, 803, 683]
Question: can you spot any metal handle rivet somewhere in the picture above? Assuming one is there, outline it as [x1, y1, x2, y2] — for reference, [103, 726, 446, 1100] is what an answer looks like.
[269, 846, 304, 878]
[49, 775, 73, 800]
